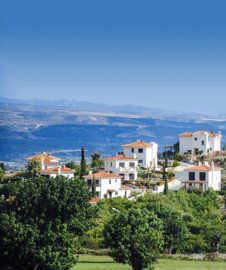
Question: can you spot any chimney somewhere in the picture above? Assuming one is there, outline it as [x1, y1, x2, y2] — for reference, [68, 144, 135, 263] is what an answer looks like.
[57, 166, 61, 175]
[133, 154, 136, 158]
[89, 170, 92, 175]
[41, 157, 44, 169]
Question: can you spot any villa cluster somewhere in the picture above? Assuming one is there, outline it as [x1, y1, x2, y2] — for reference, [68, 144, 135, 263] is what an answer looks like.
[27, 130, 223, 200]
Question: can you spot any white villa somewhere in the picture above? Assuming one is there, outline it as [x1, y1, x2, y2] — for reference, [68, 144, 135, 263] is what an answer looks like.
[27, 152, 61, 169]
[27, 152, 74, 178]
[104, 155, 138, 180]
[38, 165, 75, 179]
[83, 171, 133, 199]
[179, 131, 222, 155]
[123, 140, 158, 168]
[175, 163, 222, 191]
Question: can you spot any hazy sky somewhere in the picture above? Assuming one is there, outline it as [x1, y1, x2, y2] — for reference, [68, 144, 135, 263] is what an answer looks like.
[1, 0, 226, 115]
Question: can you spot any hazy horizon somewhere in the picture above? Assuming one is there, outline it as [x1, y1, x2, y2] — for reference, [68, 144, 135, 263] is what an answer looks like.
[1, 0, 226, 115]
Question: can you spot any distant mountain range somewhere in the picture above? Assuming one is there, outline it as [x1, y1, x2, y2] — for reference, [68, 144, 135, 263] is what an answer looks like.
[0, 97, 226, 168]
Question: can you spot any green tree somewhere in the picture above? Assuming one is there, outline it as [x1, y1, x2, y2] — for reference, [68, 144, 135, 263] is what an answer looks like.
[0, 176, 94, 270]
[104, 208, 163, 270]
[163, 163, 168, 195]
[27, 159, 41, 177]
[91, 152, 104, 169]
[0, 167, 4, 182]
[146, 201, 188, 253]
[80, 146, 86, 178]
[91, 176, 96, 197]
[66, 161, 76, 169]
[0, 162, 5, 171]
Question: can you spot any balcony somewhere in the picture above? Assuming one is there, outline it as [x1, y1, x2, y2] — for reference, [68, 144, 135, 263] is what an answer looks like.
[118, 167, 136, 172]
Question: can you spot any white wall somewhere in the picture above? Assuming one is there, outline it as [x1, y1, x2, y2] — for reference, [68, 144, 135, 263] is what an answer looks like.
[104, 159, 138, 180]
[179, 133, 221, 155]
[175, 169, 221, 191]
[123, 143, 158, 168]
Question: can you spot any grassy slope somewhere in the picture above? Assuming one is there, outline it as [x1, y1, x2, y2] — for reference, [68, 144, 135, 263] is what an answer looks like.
[71, 255, 226, 270]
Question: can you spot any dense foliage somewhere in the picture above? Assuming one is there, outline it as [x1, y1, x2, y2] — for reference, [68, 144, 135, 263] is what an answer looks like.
[104, 208, 163, 270]
[87, 189, 225, 255]
[0, 176, 94, 270]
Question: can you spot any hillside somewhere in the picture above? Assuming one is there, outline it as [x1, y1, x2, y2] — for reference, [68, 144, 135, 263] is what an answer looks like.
[0, 99, 226, 167]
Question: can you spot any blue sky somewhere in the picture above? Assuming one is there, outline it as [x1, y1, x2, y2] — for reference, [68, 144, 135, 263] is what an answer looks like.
[1, 0, 226, 115]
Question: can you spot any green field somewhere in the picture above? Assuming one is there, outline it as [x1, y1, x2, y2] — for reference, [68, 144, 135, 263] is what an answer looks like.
[71, 255, 226, 270]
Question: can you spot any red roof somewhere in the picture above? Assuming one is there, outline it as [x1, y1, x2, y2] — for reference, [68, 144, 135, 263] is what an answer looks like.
[123, 140, 152, 148]
[83, 171, 122, 179]
[38, 166, 74, 174]
[27, 152, 61, 163]
[182, 181, 208, 184]
[185, 165, 222, 171]
[179, 131, 221, 137]
[120, 185, 133, 190]
[105, 155, 138, 161]
[107, 189, 116, 193]
[89, 197, 101, 203]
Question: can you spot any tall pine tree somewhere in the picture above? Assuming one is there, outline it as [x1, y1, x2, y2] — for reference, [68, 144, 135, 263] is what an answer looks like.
[80, 146, 86, 179]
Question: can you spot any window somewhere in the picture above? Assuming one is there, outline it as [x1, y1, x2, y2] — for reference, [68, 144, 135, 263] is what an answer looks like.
[110, 162, 112, 167]
[95, 180, 99, 185]
[210, 147, 212, 151]
[129, 162, 135, 167]
[115, 179, 117, 182]
[109, 179, 111, 184]
[87, 179, 92, 186]
[119, 174, 124, 180]
[202, 140, 205, 145]
[194, 137, 197, 141]
[199, 172, 206, 181]
[129, 173, 135, 180]
[138, 159, 143, 164]
[115, 191, 118, 195]
[131, 148, 134, 153]
[138, 148, 143, 153]
[187, 150, 191, 154]
[189, 172, 195, 181]
[119, 162, 125, 168]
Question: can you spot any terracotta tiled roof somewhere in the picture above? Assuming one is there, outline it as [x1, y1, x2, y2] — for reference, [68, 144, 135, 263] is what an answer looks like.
[185, 165, 222, 171]
[27, 152, 61, 161]
[179, 131, 221, 137]
[107, 189, 116, 193]
[89, 197, 101, 203]
[123, 140, 152, 148]
[43, 160, 60, 165]
[83, 171, 122, 179]
[120, 185, 133, 190]
[38, 166, 74, 174]
[179, 132, 193, 137]
[182, 181, 208, 184]
[105, 155, 138, 161]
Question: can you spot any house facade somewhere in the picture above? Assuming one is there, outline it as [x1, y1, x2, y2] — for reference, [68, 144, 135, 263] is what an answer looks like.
[104, 155, 138, 180]
[83, 171, 133, 199]
[179, 131, 222, 155]
[175, 163, 222, 191]
[27, 152, 61, 169]
[123, 140, 158, 168]
[38, 165, 75, 179]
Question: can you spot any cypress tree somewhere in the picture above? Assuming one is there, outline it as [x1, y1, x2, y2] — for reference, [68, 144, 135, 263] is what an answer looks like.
[80, 146, 86, 179]
[163, 155, 168, 195]
[91, 175, 96, 197]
